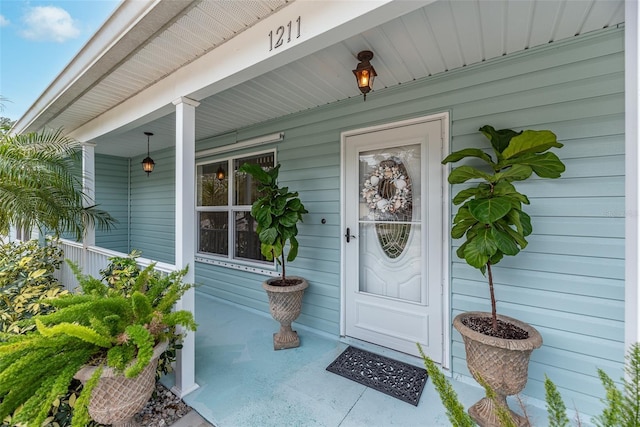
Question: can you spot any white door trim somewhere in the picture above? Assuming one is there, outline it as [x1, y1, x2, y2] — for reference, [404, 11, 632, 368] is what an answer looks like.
[625, 0, 640, 350]
[339, 111, 451, 368]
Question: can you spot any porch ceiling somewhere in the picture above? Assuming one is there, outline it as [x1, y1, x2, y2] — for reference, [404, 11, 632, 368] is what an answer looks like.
[19, 0, 624, 157]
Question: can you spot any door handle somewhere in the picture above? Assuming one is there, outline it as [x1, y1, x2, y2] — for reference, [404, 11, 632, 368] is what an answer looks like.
[345, 227, 356, 243]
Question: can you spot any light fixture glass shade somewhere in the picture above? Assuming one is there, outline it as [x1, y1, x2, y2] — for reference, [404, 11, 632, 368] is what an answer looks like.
[142, 131, 155, 176]
[215, 165, 226, 180]
[352, 50, 377, 100]
[358, 69, 371, 88]
[142, 156, 155, 174]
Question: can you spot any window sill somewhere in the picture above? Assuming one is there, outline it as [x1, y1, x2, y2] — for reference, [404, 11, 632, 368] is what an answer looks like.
[195, 255, 279, 277]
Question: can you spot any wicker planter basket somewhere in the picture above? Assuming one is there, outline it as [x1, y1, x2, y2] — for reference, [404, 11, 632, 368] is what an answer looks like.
[263, 276, 308, 350]
[74, 341, 168, 427]
[453, 312, 542, 427]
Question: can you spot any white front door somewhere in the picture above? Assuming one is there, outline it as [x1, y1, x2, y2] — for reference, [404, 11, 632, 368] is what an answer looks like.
[343, 115, 447, 362]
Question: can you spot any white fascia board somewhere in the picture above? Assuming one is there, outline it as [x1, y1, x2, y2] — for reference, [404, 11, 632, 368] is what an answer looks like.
[69, 0, 435, 143]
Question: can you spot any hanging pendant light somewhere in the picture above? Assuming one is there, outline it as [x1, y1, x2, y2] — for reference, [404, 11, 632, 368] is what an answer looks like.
[215, 165, 226, 180]
[141, 132, 155, 176]
[352, 50, 377, 101]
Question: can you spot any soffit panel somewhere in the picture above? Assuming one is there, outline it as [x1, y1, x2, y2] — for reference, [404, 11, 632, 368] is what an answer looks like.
[44, 0, 290, 134]
[57, 0, 623, 156]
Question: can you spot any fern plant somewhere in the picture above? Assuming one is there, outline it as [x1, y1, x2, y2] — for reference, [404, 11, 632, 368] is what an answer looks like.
[0, 252, 197, 427]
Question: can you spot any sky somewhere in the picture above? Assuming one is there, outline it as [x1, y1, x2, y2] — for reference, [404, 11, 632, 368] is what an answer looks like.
[0, 0, 120, 122]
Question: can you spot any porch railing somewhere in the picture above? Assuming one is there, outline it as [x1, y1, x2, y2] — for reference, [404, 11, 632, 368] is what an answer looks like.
[54, 239, 176, 291]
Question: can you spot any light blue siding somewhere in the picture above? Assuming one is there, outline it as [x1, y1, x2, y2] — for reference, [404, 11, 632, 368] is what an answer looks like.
[129, 147, 175, 264]
[444, 29, 625, 413]
[94, 150, 175, 259]
[95, 154, 129, 253]
[195, 27, 624, 415]
[195, 124, 344, 337]
[100, 27, 624, 416]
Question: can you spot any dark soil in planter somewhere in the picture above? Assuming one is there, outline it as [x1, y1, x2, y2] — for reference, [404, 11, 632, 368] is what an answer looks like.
[462, 316, 529, 340]
[269, 278, 304, 286]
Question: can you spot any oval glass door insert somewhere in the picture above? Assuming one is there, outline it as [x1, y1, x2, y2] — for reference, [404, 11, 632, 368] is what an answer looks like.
[361, 157, 413, 258]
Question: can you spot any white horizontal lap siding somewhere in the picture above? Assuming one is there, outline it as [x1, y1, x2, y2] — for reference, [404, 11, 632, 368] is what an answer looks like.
[95, 154, 129, 253]
[129, 147, 175, 264]
[446, 30, 624, 415]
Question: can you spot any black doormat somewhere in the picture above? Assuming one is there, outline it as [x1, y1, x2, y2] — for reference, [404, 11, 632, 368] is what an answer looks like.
[326, 346, 428, 406]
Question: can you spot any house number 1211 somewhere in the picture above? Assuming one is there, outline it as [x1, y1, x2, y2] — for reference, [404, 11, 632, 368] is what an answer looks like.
[268, 16, 301, 51]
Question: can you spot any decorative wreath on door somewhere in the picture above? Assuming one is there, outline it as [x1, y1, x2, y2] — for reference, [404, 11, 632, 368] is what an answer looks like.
[361, 158, 413, 259]
[361, 159, 412, 217]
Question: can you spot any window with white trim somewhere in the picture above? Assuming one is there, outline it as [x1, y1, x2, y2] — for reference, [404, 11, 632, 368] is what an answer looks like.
[196, 151, 275, 264]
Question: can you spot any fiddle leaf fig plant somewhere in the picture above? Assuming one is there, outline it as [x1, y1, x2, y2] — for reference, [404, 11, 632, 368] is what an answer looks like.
[442, 125, 565, 332]
[238, 162, 308, 285]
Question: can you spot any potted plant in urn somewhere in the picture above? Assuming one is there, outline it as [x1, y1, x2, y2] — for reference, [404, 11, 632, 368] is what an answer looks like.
[238, 162, 309, 350]
[0, 252, 197, 427]
[441, 125, 565, 427]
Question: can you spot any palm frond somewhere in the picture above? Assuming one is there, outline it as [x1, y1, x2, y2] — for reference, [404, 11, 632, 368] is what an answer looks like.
[0, 129, 116, 239]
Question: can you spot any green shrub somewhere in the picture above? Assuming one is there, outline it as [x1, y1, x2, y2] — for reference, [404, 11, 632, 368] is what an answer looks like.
[544, 375, 571, 427]
[0, 239, 68, 333]
[592, 343, 640, 427]
[99, 249, 142, 294]
[98, 249, 183, 377]
[0, 251, 197, 427]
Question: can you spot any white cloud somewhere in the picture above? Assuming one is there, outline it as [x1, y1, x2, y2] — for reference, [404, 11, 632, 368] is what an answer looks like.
[20, 6, 80, 42]
[0, 15, 9, 27]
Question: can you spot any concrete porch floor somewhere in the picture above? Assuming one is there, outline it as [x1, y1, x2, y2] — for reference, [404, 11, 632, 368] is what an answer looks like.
[164, 293, 550, 427]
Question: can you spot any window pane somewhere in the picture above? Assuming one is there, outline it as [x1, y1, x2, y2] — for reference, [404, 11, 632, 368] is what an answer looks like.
[16, 227, 31, 241]
[199, 212, 228, 255]
[234, 211, 266, 262]
[198, 162, 228, 206]
[359, 145, 420, 222]
[234, 153, 274, 205]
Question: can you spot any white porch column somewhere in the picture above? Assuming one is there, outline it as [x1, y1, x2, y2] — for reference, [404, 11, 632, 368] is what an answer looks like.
[172, 96, 200, 397]
[625, 0, 640, 349]
[81, 142, 96, 247]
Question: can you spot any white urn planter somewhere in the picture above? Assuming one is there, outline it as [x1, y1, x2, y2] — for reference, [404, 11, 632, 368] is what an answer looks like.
[75, 341, 168, 427]
[263, 276, 308, 350]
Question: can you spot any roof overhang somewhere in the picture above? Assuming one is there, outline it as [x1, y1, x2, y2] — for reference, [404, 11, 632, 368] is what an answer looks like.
[12, 0, 625, 156]
[13, 0, 196, 134]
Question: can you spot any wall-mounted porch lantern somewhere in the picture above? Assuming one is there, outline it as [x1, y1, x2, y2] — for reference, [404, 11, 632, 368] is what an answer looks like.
[141, 131, 155, 176]
[352, 50, 377, 101]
